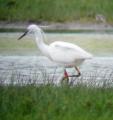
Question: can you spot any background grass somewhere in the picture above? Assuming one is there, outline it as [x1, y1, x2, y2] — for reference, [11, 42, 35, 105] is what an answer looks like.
[0, 0, 113, 23]
[1, 85, 113, 120]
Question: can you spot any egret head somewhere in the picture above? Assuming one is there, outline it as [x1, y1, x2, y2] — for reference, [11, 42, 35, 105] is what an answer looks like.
[27, 24, 41, 33]
[18, 24, 41, 40]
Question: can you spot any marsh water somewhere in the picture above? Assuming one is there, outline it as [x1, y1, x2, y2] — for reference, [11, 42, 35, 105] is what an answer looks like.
[0, 32, 113, 86]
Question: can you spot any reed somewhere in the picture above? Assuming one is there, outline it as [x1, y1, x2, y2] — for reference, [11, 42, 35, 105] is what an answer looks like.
[0, 0, 113, 23]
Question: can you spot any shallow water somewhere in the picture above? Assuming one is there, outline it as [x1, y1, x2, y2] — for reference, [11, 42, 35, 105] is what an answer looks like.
[0, 32, 113, 86]
[0, 56, 113, 87]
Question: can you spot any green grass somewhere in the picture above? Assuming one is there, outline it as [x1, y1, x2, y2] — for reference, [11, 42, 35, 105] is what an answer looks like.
[0, 0, 113, 23]
[1, 85, 113, 120]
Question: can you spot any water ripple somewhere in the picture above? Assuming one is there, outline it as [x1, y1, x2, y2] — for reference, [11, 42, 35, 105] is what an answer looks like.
[0, 56, 113, 86]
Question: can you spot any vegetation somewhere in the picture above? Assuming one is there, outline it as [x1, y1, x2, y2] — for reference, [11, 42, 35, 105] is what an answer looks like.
[1, 1, 113, 120]
[0, 0, 113, 23]
[0, 85, 113, 120]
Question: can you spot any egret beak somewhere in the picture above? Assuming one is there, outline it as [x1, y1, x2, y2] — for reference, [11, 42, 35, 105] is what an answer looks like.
[18, 31, 28, 40]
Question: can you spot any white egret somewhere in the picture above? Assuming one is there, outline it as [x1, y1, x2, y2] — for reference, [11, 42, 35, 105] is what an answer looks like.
[18, 24, 92, 79]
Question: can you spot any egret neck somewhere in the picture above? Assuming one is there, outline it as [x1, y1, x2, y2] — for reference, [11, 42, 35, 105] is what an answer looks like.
[34, 30, 50, 57]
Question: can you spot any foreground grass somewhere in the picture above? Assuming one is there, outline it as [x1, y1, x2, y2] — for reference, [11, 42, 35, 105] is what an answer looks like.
[0, 85, 113, 120]
[0, 0, 113, 23]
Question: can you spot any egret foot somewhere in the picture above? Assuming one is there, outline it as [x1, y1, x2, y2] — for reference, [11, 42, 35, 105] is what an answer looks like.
[61, 76, 69, 85]
[69, 72, 81, 77]
[61, 67, 81, 85]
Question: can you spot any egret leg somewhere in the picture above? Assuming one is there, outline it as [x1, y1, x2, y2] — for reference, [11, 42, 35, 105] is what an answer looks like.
[61, 69, 69, 84]
[61, 67, 81, 84]
[64, 69, 69, 78]
[75, 66, 81, 77]
[70, 66, 81, 77]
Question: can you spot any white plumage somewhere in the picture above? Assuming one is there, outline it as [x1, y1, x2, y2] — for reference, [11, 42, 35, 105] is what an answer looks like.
[18, 24, 93, 78]
[49, 41, 92, 66]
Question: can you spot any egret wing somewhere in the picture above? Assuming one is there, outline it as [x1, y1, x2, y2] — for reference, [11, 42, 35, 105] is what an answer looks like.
[49, 41, 92, 63]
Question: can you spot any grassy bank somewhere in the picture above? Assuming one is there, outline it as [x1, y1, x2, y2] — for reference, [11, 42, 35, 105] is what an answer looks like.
[0, 85, 113, 120]
[0, 0, 113, 23]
